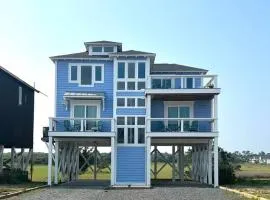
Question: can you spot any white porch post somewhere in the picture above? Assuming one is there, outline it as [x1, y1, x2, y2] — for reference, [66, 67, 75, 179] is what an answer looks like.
[54, 141, 59, 184]
[214, 137, 219, 187]
[111, 137, 115, 186]
[48, 136, 52, 186]
[146, 94, 151, 187]
[208, 140, 213, 185]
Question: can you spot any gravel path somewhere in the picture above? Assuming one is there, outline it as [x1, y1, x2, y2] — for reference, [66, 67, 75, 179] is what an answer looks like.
[6, 186, 248, 200]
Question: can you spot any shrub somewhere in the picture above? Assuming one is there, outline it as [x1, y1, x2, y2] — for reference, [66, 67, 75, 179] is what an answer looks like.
[219, 163, 236, 185]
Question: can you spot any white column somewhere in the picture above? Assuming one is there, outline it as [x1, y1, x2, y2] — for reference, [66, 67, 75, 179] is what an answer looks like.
[214, 137, 219, 187]
[48, 136, 52, 186]
[172, 146, 176, 182]
[111, 137, 115, 186]
[146, 136, 151, 187]
[208, 140, 213, 185]
[54, 141, 59, 184]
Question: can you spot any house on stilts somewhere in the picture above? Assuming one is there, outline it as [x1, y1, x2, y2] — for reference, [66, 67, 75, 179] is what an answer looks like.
[44, 40, 220, 187]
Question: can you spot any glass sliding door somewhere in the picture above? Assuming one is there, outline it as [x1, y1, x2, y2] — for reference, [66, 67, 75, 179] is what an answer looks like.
[168, 107, 179, 131]
[86, 105, 98, 131]
[179, 106, 190, 131]
[74, 105, 85, 130]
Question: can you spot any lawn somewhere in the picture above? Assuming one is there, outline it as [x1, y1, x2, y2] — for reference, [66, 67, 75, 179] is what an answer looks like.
[228, 163, 270, 199]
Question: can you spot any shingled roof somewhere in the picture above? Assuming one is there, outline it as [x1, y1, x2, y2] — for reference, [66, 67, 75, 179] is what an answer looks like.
[50, 52, 110, 60]
[151, 63, 208, 73]
[109, 50, 156, 56]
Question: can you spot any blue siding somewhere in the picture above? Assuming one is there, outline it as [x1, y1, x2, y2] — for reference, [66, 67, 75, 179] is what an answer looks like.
[116, 92, 145, 96]
[56, 60, 113, 118]
[116, 108, 146, 115]
[195, 78, 202, 88]
[194, 100, 212, 132]
[116, 147, 146, 183]
[151, 100, 164, 118]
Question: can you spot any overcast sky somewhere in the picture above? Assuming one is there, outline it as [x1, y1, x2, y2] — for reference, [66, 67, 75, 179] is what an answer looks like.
[1, 0, 270, 153]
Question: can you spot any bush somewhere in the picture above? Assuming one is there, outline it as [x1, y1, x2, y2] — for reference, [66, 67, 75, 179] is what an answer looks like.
[219, 163, 236, 185]
[0, 168, 29, 184]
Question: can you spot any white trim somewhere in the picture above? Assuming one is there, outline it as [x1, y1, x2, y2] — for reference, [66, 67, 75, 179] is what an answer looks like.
[70, 100, 101, 119]
[146, 132, 219, 138]
[145, 88, 220, 95]
[68, 63, 105, 87]
[48, 132, 115, 137]
[18, 86, 22, 105]
[164, 101, 194, 119]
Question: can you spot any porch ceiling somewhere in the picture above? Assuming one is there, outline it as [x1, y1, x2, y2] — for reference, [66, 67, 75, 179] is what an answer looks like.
[150, 93, 215, 101]
[54, 137, 111, 146]
[151, 137, 211, 146]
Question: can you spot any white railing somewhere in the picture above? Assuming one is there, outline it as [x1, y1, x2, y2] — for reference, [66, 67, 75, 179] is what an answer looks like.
[148, 74, 218, 89]
[147, 118, 217, 133]
[49, 117, 115, 133]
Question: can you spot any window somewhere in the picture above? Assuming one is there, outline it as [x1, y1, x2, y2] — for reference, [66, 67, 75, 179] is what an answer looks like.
[127, 117, 135, 125]
[137, 98, 145, 107]
[138, 82, 145, 90]
[118, 63, 125, 78]
[162, 79, 171, 89]
[138, 62, 145, 78]
[127, 98, 135, 107]
[117, 128, 124, 143]
[127, 82, 135, 90]
[71, 66, 77, 81]
[186, 78, 193, 88]
[137, 117, 145, 125]
[104, 46, 114, 52]
[18, 86, 22, 106]
[128, 128, 135, 143]
[138, 128, 145, 144]
[117, 117, 125, 125]
[80, 66, 92, 85]
[92, 46, 102, 52]
[117, 82, 125, 90]
[95, 66, 102, 82]
[152, 79, 161, 89]
[128, 63, 135, 78]
[117, 98, 125, 107]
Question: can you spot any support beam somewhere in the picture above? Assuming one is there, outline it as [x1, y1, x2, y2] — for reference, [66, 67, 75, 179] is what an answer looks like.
[214, 137, 219, 187]
[11, 147, 15, 169]
[208, 140, 213, 185]
[111, 137, 115, 186]
[54, 141, 59, 184]
[178, 145, 184, 181]
[94, 144, 97, 180]
[154, 146, 157, 179]
[48, 137, 52, 186]
[172, 146, 176, 182]
[0, 145, 3, 173]
[146, 136, 151, 187]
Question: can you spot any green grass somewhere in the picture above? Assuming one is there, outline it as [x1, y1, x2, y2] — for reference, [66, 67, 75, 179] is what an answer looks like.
[236, 163, 270, 179]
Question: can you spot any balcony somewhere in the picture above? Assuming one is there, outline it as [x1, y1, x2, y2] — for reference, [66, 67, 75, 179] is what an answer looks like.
[146, 118, 218, 138]
[145, 75, 220, 99]
[48, 117, 115, 137]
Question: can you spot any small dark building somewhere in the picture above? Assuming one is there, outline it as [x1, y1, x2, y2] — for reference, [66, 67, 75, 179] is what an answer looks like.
[0, 66, 39, 148]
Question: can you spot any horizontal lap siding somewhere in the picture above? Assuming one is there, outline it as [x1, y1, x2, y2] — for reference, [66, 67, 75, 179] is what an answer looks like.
[116, 147, 146, 183]
[56, 60, 113, 118]
[194, 100, 212, 131]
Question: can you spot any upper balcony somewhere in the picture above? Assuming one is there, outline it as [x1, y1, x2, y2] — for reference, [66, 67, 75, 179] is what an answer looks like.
[145, 75, 220, 100]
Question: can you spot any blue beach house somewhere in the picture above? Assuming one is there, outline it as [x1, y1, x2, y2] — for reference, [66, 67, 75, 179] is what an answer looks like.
[45, 40, 220, 187]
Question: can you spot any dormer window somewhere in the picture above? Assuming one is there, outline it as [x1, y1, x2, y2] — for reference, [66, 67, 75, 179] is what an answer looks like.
[92, 46, 102, 53]
[104, 46, 114, 52]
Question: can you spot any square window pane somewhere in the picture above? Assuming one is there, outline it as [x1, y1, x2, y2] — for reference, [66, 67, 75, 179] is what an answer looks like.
[152, 79, 161, 89]
[117, 117, 125, 125]
[127, 82, 135, 90]
[92, 46, 102, 52]
[127, 98, 135, 107]
[95, 66, 102, 81]
[162, 79, 171, 89]
[118, 63, 125, 78]
[104, 46, 114, 52]
[137, 98, 145, 107]
[117, 128, 124, 143]
[81, 66, 92, 85]
[128, 63, 135, 78]
[187, 78, 193, 88]
[117, 82, 125, 90]
[137, 117, 145, 125]
[71, 66, 77, 81]
[138, 62, 145, 78]
[138, 82, 145, 90]
[138, 128, 145, 144]
[117, 98, 125, 107]
[128, 128, 134, 143]
[127, 117, 135, 125]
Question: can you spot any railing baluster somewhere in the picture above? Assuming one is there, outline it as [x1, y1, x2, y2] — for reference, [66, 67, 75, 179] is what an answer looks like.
[180, 119, 184, 132]
[80, 119, 84, 132]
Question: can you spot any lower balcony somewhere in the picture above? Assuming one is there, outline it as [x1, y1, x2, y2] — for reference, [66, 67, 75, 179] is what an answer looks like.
[48, 117, 115, 137]
[146, 118, 218, 137]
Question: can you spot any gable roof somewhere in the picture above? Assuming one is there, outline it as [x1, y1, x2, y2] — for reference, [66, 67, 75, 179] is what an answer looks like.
[0, 66, 40, 92]
[151, 63, 208, 73]
[50, 51, 110, 61]
[109, 50, 156, 57]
